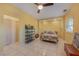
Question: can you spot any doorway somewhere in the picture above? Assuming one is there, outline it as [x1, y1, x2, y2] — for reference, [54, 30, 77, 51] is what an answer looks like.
[3, 15, 18, 46]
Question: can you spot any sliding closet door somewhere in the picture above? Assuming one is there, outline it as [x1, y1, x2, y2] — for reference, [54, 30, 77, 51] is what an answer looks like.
[3, 19, 16, 46]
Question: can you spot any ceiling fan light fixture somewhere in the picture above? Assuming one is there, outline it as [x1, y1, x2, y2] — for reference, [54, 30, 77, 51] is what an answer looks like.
[38, 4, 43, 10]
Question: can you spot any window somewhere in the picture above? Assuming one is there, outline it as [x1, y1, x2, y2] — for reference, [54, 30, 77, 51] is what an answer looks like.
[66, 16, 73, 32]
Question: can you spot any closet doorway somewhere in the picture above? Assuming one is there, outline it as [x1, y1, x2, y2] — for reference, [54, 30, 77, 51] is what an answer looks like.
[3, 15, 18, 46]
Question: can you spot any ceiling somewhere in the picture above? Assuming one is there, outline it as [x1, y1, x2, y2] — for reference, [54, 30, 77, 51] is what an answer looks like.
[12, 3, 72, 20]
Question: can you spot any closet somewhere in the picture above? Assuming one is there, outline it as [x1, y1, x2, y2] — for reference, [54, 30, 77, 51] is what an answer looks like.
[2, 15, 18, 46]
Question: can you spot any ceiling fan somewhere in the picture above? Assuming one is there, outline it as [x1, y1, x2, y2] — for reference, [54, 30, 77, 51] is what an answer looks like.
[34, 3, 54, 14]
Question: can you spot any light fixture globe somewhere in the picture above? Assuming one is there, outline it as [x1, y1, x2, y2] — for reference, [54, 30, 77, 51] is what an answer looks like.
[38, 5, 43, 10]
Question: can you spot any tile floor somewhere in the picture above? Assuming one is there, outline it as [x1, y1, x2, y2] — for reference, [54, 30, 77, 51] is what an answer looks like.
[0, 38, 66, 56]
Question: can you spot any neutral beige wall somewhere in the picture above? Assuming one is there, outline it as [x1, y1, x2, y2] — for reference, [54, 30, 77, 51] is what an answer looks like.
[0, 4, 38, 43]
[64, 4, 79, 44]
[39, 17, 64, 39]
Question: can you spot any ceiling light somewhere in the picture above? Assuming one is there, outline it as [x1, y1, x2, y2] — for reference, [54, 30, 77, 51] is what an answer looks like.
[38, 5, 43, 10]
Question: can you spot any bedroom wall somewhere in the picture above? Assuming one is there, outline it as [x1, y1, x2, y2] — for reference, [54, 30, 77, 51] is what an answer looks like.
[0, 4, 38, 45]
[64, 4, 79, 44]
[39, 17, 64, 39]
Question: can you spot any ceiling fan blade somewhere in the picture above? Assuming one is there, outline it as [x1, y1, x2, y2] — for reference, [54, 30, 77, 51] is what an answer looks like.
[35, 3, 39, 5]
[37, 9, 40, 13]
[35, 3, 43, 6]
[43, 3, 54, 6]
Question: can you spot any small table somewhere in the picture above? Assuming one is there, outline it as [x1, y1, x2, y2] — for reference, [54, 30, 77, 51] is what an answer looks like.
[64, 43, 79, 56]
